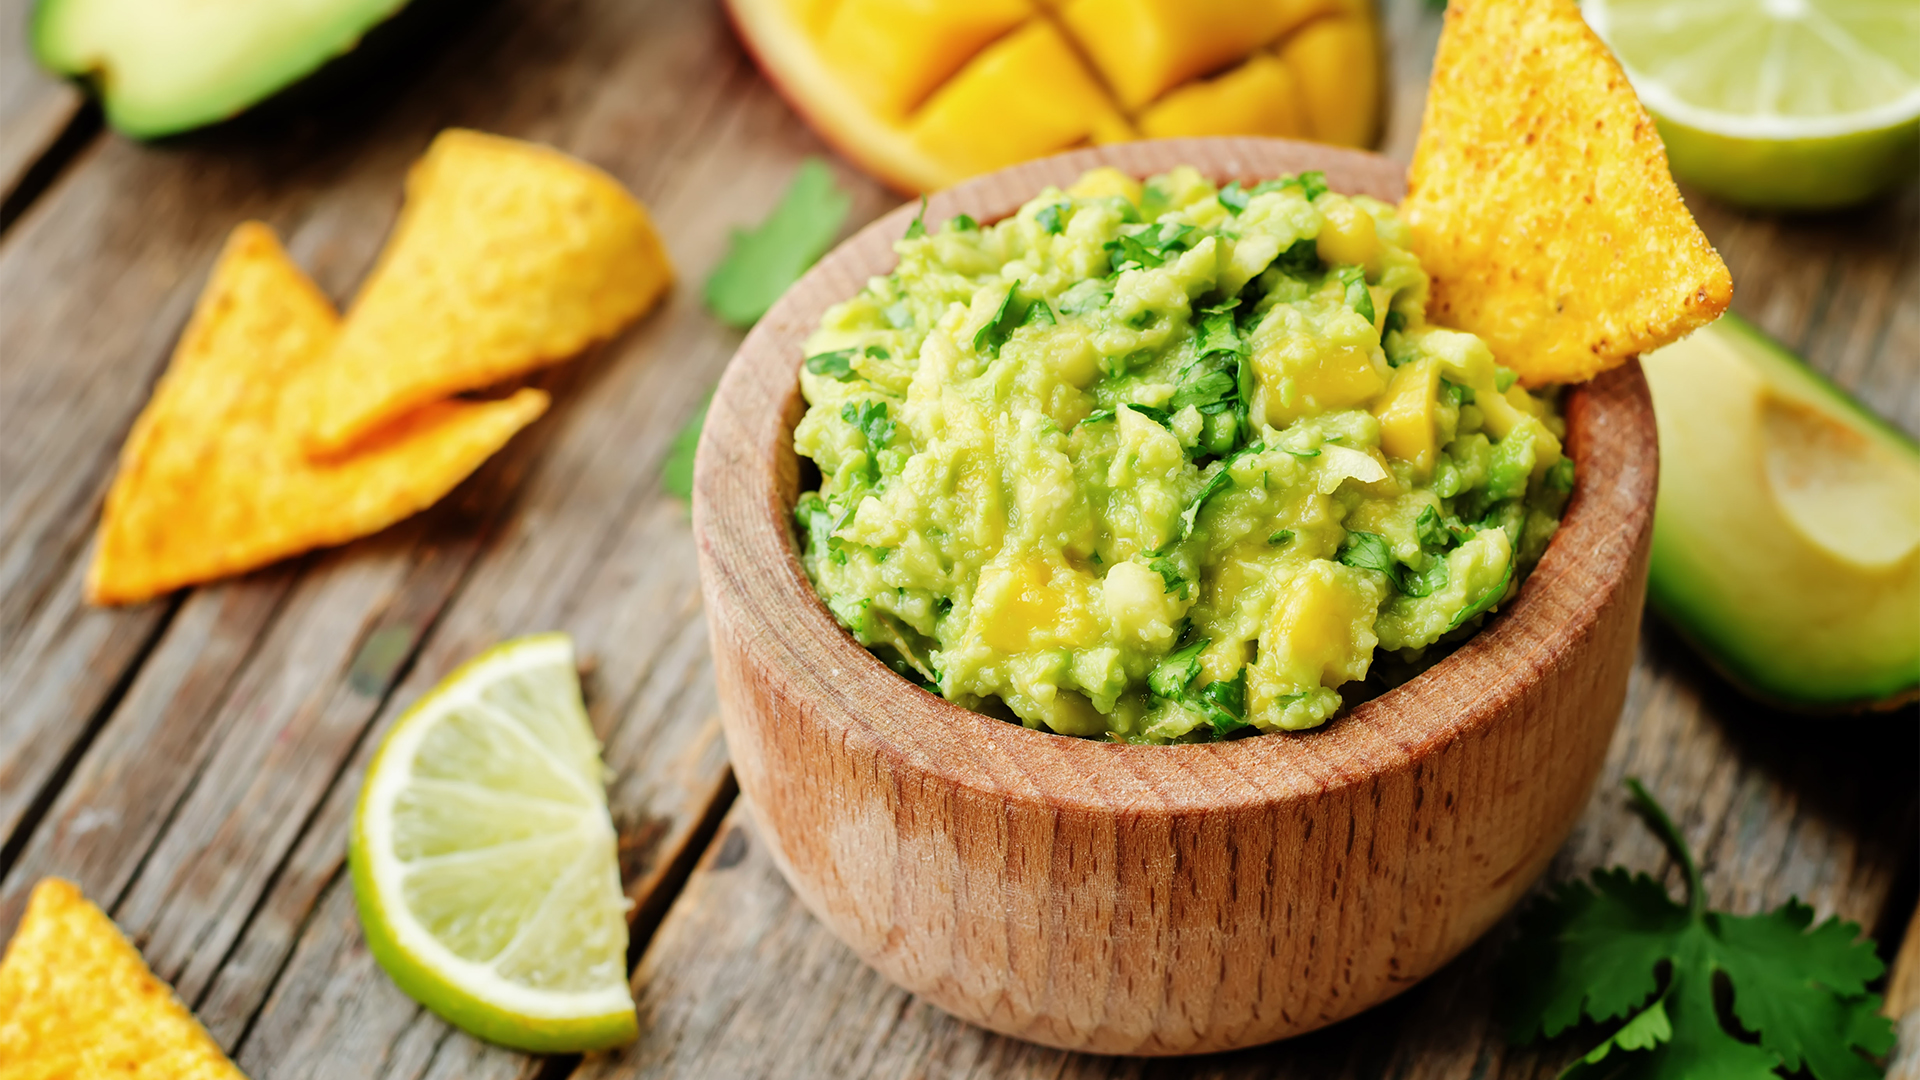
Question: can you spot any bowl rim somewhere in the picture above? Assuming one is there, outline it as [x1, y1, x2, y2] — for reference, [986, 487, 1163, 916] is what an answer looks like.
[694, 136, 1658, 817]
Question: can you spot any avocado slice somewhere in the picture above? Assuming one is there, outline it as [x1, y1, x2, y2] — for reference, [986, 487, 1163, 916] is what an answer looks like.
[32, 0, 412, 138]
[1643, 314, 1919, 711]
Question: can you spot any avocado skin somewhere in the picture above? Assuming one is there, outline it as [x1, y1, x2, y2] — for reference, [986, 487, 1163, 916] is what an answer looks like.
[30, 0, 438, 139]
[1645, 314, 1919, 713]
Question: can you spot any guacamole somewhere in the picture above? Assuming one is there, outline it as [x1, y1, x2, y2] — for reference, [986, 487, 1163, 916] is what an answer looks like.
[793, 167, 1572, 742]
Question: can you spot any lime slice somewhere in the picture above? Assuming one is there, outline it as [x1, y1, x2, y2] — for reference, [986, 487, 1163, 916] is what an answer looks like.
[348, 633, 637, 1053]
[1586, 0, 1920, 210]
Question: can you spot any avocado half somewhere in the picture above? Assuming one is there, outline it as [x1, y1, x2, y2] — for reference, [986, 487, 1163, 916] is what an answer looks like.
[32, 0, 413, 138]
[1643, 314, 1920, 712]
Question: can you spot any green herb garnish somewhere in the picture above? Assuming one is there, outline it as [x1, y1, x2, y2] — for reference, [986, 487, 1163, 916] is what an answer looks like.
[1444, 379, 1477, 406]
[1341, 266, 1375, 323]
[1268, 529, 1294, 546]
[1337, 531, 1397, 575]
[1035, 202, 1068, 234]
[1495, 366, 1519, 392]
[1106, 222, 1195, 274]
[1501, 779, 1895, 1080]
[704, 157, 851, 328]
[663, 395, 710, 506]
[1148, 638, 1209, 698]
[1273, 237, 1322, 277]
[1217, 180, 1250, 215]
[950, 213, 979, 231]
[804, 349, 856, 380]
[904, 194, 928, 240]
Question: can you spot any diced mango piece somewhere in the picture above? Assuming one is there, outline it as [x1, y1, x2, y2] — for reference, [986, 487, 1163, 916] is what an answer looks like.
[1278, 17, 1379, 146]
[1138, 53, 1306, 139]
[1255, 340, 1387, 427]
[1061, 0, 1295, 110]
[1066, 165, 1143, 205]
[974, 557, 1098, 652]
[1260, 561, 1380, 689]
[908, 21, 1131, 177]
[820, 0, 1033, 119]
[1314, 196, 1379, 269]
[1373, 358, 1441, 476]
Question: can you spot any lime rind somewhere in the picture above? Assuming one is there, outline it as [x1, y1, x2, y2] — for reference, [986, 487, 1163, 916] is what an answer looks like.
[349, 633, 638, 1053]
[1586, 0, 1920, 209]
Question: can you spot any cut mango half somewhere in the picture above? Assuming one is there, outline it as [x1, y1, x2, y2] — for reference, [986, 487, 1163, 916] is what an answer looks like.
[1643, 314, 1919, 711]
[727, 0, 1381, 192]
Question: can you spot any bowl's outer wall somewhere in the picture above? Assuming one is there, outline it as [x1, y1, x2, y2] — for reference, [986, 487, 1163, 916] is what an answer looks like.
[693, 139, 1657, 1055]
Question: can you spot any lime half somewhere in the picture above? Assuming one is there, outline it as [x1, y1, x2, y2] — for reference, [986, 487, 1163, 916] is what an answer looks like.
[349, 633, 637, 1053]
[1586, 0, 1920, 210]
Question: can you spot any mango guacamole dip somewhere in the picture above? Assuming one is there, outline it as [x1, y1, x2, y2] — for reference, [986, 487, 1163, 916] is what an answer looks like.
[793, 167, 1573, 742]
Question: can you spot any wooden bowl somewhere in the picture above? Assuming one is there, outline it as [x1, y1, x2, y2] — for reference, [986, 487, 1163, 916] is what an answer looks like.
[693, 138, 1656, 1055]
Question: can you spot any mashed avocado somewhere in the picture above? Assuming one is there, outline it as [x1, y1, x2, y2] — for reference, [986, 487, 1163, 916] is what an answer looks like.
[793, 167, 1572, 742]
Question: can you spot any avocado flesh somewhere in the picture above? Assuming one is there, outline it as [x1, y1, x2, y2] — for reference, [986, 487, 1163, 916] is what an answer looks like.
[33, 0, 412, 138]
[1643, 314, 1920, 710]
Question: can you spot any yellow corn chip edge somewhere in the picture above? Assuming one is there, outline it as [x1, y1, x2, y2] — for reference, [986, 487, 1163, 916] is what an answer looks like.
[1402, 0, 1732, 386]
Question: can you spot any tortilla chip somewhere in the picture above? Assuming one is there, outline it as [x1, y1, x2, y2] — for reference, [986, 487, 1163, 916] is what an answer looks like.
[1401, 0, 1731, 386]
[0, 879, 248, 1080]
[295, 129, 672, 456]
[87, 222, 547, 606]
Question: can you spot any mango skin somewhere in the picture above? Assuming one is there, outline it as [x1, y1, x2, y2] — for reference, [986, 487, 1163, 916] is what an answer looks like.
[1643, 314, 1920, 711]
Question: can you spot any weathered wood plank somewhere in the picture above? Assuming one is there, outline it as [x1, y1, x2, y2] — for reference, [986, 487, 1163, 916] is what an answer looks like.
[581, 637, 1918, 1080]
[0, 0, 85, 211]
[578, 0, 1918, 1071]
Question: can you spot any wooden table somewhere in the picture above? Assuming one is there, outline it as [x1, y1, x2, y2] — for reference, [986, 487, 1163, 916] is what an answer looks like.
[1, 1, 1914, 1076]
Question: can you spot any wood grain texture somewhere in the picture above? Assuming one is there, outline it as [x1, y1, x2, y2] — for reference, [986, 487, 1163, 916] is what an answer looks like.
[0, 0, 84, 210]
[693, 138, 1659, 1054]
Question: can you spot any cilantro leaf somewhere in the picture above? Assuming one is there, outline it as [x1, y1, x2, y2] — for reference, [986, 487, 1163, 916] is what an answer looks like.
[1268, 529, 1294, 546]
[973, 284, 1020, 358]
[950, 213, 979, 231]
[1273, 237, 1322, 277]
[904, 194, 928, 240]
[1502, 779, 1896, 1080]
[1217, 180, 1250, 215]
[1148, 637, 1209, 698]
[663, 395, 709, 506]
[1105, 222, 1194, 274]
[1337, 531, 1396, 575]
[1195, 300, 1246, 360]
[1341, 266, 1375, 323]
[1146, 554, 1190, 599]
[805, 349, 856, 380]
[704, 157, 851, 328]
[1169, 370, 1237, 412]
[1124, 402, 1174, 430]
[1035, 202, 1068, 234]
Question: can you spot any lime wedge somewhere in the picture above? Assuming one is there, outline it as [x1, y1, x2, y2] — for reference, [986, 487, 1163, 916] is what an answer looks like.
[348, 633, 637, 1053]
[1586, 0, 1920, 209]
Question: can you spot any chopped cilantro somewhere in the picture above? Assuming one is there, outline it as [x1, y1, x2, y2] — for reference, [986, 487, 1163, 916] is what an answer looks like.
[1495, 366, 1520, 392]
[1273, 237, 1322, 277]
[1251, 171, 1329, 202]
[1148, 638, 1209, 698]
[1147, 554, 1190, 599]
[1501, 779, 1896, 1080]
[1341, 266, 1375, 323]
[1546, 456, 1577, 493]
[663, 395, 710, 506]
[1079, 409, 1116, 426]
[903, 194, 928, 240]
[1217, 180, 1250, 215]
[804, 349, 856, 380]
[950, 213, 979, 231]
[1268, 529, 1294, 546]
[1123, 403, 1174, 430]
[973, 284, 1020, 358]
[1278, 445, 1322, 459]
[840, 400, 895, 451]
[1022, 298, 1056, 328]
[1445, 561, 1512, 631]
[1337, 531, 1397, 576]
[1415, 505, 1455, 550]
[1106, 222, 1195, 274]
[1384, 309, 1407, 335]
[1444, 379, 1477, 406]
[1397, 558, 1450, 598]
[1195, 300, 1246, 359]
[1169, 370, 1236, 412]
[704, 157, 851, 328]
[1035, 202, 1068, 234]
[1199, 669, 1248, 734]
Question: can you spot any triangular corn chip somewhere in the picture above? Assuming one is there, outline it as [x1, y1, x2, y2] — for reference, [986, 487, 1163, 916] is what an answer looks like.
[1401, 0, 1732, 386]
[0, 878, 248, 1079]
[294, 129, 672, 456]
[88, 222, 547, 606]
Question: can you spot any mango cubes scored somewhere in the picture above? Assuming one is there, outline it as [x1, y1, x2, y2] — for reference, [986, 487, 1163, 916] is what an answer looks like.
[729, 0, 1381, 191]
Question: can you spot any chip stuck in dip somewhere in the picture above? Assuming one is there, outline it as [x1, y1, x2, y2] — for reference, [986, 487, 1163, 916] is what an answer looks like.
[793, 168, 1575, 741]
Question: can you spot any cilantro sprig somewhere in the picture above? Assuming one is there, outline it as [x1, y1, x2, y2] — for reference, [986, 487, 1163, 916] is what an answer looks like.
[704, 158, 852, 328]
[1501, 780, 1895, 1080]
